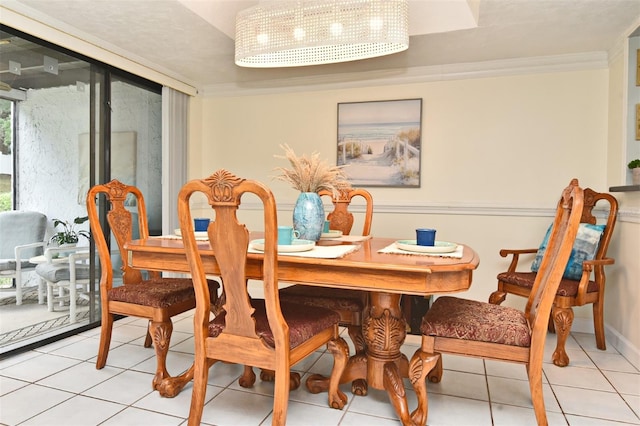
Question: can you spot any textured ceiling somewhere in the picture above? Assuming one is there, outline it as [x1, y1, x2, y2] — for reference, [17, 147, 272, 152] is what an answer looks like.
[1, 0, 640, 93]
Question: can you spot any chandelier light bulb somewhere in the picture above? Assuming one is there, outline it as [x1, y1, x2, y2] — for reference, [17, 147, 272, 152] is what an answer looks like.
[330, 22, 343, 36]
[370, 17, 383, 31]
[294, 27, 306, 41]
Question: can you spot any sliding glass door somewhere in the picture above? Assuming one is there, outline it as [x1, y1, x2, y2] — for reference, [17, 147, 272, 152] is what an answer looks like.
[0, 26, 162, 355]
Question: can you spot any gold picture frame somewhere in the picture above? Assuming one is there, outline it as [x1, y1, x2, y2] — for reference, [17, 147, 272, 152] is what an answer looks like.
[636, 104, 640, 140]
[637, 49, 640, 86]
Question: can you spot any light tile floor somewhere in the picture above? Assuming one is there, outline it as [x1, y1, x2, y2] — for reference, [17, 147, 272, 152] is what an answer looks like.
[0, 310, 638, 426]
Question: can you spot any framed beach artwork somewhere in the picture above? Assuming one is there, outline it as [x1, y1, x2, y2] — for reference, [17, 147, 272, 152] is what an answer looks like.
[337, 98, 422, 187]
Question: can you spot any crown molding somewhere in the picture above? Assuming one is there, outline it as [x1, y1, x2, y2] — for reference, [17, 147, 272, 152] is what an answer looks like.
[202, 52, 609, 98]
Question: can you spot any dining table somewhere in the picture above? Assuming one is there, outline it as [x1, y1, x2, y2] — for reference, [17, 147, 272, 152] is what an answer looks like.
[124, 233, 479, 425]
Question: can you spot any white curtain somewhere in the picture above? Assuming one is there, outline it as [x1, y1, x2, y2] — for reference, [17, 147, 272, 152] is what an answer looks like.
[161, 86, 188, 234]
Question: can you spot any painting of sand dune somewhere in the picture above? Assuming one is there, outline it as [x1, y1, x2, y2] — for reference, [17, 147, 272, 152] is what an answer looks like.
[337, 99, 422, 187]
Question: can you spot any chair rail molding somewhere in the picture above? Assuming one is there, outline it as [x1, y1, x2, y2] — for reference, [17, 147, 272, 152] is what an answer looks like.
[191, 201, 639, 222]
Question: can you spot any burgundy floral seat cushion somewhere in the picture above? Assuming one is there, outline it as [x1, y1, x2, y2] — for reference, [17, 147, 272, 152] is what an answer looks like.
[498, 271, 598, 297]
[279, 285, 364, 313]
[108, 278, 219, 308]
[421, 296, 531, 347]
[209, 299, 340, 349]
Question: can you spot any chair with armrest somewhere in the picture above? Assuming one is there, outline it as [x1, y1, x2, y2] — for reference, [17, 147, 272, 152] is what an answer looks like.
[0, 210, 47, 305]
[35, 246, 91, 323]
[178, 169, 348, 426]
[488, 187, 617, 366]
[409, 178, 585, 426]
[86, 179, 220, 393]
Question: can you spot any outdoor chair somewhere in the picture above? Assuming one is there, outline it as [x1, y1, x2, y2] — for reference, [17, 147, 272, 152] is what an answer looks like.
[0, 211, 47, 305]
[35, 246, 91, 323]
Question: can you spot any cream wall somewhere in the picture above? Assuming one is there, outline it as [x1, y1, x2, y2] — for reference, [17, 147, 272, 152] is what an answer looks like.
[606, 51, 640, 367]
[189, 68, 639, 368]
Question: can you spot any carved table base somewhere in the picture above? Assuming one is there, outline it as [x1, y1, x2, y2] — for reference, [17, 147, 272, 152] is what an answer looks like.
[306, 292, 426, 426]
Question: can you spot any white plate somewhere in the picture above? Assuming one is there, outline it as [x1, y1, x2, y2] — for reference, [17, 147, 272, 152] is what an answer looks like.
[250, 239, 315, 253]
[395, 240, 458, 253]
[174, 229, 209, 238]
[321, 230, 343, 239]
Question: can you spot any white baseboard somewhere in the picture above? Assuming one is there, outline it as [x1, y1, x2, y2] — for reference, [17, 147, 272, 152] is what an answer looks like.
[568, 318, 640, 370]
[604, 324, 640, 371]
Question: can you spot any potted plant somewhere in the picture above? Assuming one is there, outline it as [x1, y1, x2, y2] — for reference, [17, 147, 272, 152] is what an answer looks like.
[274, 144, 351, 241]
[50, 216, 90, 246]
[629, 159, 640, 185]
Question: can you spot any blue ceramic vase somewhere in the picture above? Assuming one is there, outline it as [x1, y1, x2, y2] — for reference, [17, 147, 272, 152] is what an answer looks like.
[293, 192, 325, 242]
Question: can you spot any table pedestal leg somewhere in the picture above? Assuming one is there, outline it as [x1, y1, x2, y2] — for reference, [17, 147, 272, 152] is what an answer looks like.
[307, 292, 419, 425]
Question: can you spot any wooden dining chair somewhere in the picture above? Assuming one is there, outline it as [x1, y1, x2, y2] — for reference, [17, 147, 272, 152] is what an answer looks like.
[178, 169, 348, 426]
[280, 188, 372, 348]
[408, 179, 584, 426]
[488, 187, 617, 366]
[277, 188, 372, 392]
[86, 179, 220, 392]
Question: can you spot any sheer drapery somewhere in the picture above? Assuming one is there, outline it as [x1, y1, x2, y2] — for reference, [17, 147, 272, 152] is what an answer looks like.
[162, 87, 188, 234]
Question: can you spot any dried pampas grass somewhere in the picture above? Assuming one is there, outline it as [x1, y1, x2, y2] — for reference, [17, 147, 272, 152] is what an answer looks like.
[274, 144, 351, 195]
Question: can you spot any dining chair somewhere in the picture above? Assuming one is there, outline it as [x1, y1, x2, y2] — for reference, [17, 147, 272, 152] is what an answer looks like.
[488, 187, 617, 366]
[35, 246, 91, 323]
[281, 189, 372, 345]
[177, 169, 348, 426]
[0, 210, 47, 305]
[409, 179, 584, 426]
[277, 187, 372, 392]
[86, 179, 220, 392]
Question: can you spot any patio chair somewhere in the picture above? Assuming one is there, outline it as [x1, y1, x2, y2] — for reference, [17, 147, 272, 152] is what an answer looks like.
[0, 211, 47, 305]
[35, 246, 91, 323]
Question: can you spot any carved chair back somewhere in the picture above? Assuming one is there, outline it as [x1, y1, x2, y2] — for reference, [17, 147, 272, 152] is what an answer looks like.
[319, 188, 373, 236]
[525, 180, 585, 346]
[178, 170, 348, 425]
[86, 180, 155, 288]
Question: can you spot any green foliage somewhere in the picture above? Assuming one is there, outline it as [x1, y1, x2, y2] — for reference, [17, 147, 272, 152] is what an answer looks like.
[628, 159, 640, 169]
[0, 174, 11, 193]
[0, 192, 11, 212]
[0, 99, 11, 155]
[50, 216, 90, 245]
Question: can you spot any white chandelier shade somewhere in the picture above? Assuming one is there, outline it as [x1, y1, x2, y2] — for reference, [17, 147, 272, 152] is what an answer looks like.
[235, 0, 409, 68]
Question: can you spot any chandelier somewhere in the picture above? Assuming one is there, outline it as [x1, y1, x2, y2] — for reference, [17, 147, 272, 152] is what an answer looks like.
[235, 0, 409, 68]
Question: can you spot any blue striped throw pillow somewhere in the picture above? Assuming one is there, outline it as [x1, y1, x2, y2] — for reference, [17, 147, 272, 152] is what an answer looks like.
[531, 223, 605, 281]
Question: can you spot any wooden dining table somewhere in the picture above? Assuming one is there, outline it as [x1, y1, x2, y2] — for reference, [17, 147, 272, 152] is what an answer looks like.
[124, 234, 479, 425]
